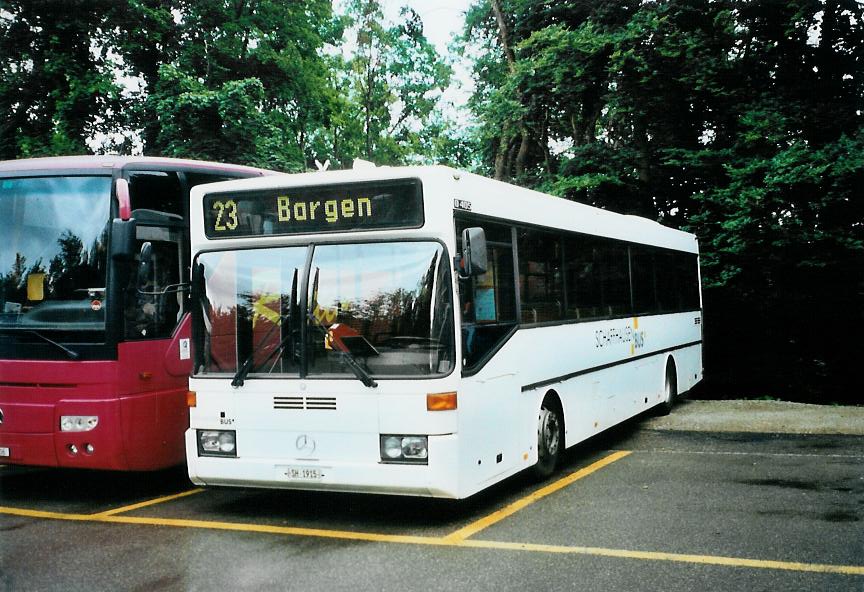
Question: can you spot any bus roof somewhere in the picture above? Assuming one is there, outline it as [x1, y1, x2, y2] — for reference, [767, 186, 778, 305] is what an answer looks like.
[192, 164, 698, 253]
[0, 155, 279, 176]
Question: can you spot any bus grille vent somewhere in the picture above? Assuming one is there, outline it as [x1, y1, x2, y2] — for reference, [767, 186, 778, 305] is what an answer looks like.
[273, 396, 337, 411]
[305, 397, 337, 410]
[273, 396, 303, 410]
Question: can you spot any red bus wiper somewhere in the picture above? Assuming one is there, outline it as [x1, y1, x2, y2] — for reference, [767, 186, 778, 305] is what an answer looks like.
[28, 330, 81, 360]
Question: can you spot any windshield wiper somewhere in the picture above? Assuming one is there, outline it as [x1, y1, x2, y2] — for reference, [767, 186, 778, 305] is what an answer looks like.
[232, 269, 298, 388]
[306, 311, 378, 388]
[231, 322, 297, 387]
[27, 330, 81, 360]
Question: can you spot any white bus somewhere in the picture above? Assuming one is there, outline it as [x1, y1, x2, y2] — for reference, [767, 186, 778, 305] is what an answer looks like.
[184, 165, 702, 498]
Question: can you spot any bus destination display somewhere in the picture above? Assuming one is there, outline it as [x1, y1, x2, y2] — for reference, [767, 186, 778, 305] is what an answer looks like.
[203, 179, 423, 238]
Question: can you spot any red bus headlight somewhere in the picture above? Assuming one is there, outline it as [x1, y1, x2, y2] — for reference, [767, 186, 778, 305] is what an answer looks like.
[59, 416, 98, 432]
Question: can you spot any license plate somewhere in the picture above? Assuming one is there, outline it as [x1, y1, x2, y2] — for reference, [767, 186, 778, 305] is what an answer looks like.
[279, 465, 324, 481]
[0, 447, 9, 458]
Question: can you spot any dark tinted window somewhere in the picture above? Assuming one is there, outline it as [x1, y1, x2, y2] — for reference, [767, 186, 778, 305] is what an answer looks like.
[128, 171, 183, 217]
[676, 252, 701, 310]
[644, 248, 701, 313]
[518, 228, 563, 323]
[598, 241, 630, 316]
[456, 216, 700, 369]
[563, 235, 630, 319]
[630, 245, 658, 314]
[186, 173, 238, 189]
[563, 234, 601, 319]
[655, 250, 682, 312]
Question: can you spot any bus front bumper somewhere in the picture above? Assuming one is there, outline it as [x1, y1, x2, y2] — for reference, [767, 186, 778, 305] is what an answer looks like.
[185, 430, 462, 498]
[0, 390, 186, 471]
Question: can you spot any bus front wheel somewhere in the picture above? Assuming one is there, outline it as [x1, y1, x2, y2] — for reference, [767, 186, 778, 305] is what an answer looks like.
[532, 399, 562, 480]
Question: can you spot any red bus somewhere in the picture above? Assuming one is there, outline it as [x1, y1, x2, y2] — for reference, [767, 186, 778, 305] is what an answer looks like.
[0, 156, 278, 470]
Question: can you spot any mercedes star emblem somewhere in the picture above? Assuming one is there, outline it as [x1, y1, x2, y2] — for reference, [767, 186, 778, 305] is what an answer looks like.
[295, 434, 316, 454]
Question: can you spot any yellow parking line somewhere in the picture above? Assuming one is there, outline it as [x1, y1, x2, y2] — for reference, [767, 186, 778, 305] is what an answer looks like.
[92, 488, 204, 517]
[1, 505, 862, 576]
[0, 506, 94, 522]
[0, 505, 443, 546]
[444, 450, 631, 542]
[457, 539, 864, 576]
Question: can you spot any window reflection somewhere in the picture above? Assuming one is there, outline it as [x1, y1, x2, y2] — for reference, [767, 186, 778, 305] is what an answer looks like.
[0, 176, 111, 333]
[308, 242, 454, 377]
[193, 241, 454, 378]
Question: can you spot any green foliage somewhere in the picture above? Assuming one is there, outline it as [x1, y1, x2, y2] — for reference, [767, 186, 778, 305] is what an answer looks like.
[0, 0, 124, 159]
[145, 66, 292, 169]
[316, 0, 452, 167]
[132, 0, 340, 169]
[461, 0, 864, 401]
[1, 1, 455, 169]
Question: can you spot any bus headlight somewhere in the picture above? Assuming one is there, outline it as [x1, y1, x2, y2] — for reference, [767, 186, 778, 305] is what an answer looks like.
[197, 430, 237, 457]
[380, 435, 428, 464]
[60, 416, 98, 432]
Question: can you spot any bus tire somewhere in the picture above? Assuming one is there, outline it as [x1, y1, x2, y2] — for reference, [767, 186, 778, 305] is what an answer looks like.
[532, 395, 563, 480]
[657, 359, 677, 416]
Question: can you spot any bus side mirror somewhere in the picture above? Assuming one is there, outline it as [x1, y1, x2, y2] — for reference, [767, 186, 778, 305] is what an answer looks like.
[137, 242, 153, 289]
[461, 227, 488, 277]
[110, 218, 137, 261]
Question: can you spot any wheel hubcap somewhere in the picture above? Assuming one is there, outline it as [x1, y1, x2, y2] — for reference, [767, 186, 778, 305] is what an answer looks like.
[539, 408, 560, 457]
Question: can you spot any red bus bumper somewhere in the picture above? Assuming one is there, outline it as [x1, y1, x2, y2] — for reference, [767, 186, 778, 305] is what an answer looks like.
[0, 341, 190, 471]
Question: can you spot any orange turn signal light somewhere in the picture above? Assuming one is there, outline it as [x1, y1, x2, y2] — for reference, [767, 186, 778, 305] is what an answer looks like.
[186, 390, 197, 408]
[427, 391, 457, 411]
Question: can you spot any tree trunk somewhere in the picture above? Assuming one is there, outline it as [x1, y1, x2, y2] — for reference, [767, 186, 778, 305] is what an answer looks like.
[490, 0, 529, 181]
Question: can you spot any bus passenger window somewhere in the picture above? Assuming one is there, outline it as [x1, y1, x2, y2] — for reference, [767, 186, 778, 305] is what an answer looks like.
[125, 226, 183, 339]
[455, 218, 517, 369]
[518, 229, 563, 323]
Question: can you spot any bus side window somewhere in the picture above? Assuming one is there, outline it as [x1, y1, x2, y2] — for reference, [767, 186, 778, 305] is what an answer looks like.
[125, 226, 183, 340]
[518, 228, 563, 323]
[128, 171, 183, 217]
[455, 218, 516, 369]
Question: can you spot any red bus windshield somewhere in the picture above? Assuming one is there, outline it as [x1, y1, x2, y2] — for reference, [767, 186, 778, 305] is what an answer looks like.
[0, 176, 112, 336]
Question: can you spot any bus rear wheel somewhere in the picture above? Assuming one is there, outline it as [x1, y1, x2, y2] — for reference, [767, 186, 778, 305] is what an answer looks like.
[532, 400, 562, 480]
[657, 362, 677, 416]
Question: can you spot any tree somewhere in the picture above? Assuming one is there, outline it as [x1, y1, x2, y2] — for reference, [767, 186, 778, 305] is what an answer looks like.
[110, 0, 341, 169]
[317, 0, 451, 167]
[0, 0, 123, 159]
[460, 0, 864, 402]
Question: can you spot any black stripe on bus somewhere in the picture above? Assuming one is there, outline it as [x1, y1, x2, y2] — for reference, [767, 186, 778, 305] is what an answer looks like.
[520, 340, 703, 393]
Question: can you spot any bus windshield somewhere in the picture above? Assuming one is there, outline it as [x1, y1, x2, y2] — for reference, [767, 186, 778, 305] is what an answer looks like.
[194, 241, 455, 379]
[0, 176, 112, 335]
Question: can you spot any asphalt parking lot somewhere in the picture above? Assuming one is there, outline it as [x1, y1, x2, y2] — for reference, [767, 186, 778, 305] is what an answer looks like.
[1, 401, 862, 591]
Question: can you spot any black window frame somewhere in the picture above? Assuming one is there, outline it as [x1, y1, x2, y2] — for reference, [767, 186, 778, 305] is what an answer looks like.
[454, 212, 702, 376]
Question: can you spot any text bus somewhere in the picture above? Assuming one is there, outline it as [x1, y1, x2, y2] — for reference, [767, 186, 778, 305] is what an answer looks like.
[0, 156, 276, 470]
[186, 166, 702, 497]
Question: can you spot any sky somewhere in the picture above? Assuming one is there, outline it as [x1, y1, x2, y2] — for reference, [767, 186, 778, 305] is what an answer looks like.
[382, 0, 470, 55]
[379, 0, 475, 123]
